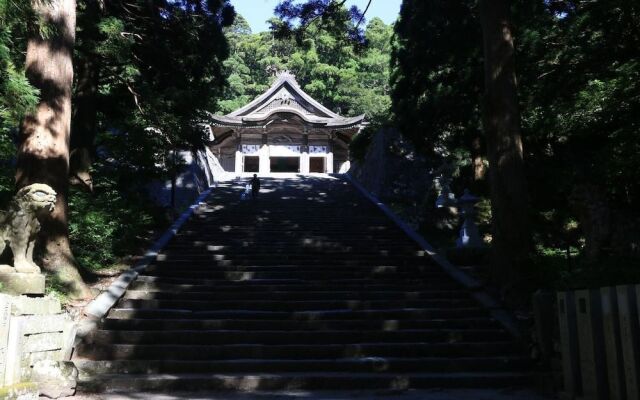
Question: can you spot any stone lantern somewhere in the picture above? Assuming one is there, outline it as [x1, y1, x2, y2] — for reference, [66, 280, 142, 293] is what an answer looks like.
[434, 164, 456, 208]
[456, 189, 483, 248]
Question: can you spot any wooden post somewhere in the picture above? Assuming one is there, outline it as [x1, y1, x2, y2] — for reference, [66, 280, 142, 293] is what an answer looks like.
[557, 291, 582, 396]
[617, 285, 640, 399]
[235, 145, 244, 176]
[300, 135, 309, 174]
[532, 291, 554, 364]
[326, 139, 334, 173]
[259, 133, 270, 174]
[575, 289, 608, 399]
[601, 286, 627, 399]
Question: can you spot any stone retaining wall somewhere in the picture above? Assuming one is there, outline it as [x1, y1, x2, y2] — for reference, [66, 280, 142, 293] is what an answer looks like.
[0, 294, 76, 398]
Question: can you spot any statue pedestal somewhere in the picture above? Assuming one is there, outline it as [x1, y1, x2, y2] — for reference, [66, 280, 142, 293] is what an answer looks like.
[0, 271, 45, 296]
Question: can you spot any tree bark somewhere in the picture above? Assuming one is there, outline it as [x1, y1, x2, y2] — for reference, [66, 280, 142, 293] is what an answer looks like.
[479, 0, 532, 287]
[70, 0, 104, 191]
[471, 135, 486, 192]
[17, 0, 92, 299]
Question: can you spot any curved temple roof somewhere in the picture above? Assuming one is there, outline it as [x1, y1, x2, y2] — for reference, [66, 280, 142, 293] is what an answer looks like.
[209, 71, 365, 132]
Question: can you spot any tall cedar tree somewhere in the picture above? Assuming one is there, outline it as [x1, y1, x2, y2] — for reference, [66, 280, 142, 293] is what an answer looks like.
[69, 0, 102, 191]
[280, 0, 533, 288]
[479, 0, 531, 286]
[17, 0, 92, 298]
[390, 0, 485, 186]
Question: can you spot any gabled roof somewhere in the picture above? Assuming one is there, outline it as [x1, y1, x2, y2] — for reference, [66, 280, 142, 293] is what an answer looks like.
[209, 71, 365, 130]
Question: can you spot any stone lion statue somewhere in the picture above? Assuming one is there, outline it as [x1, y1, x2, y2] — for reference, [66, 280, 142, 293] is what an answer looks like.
[0, 184, 56, 274]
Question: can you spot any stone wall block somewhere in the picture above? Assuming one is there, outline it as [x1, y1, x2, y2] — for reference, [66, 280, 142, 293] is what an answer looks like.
[4, 313, 26, 385]
[31, 360, 77, 399]
[22, 331, 64, 354]
[0, 294, 11, 385]
[0, 295, 77, 398]
[10, 297, 61, 316]
[0, 274, 45, 296]
[0, 382, 39, 399]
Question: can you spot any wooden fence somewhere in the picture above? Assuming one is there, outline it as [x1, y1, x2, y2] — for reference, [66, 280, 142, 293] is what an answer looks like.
[557, 285, 640, 399]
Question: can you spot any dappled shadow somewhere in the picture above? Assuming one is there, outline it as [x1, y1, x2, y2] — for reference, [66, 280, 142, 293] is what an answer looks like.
[74, 175, 530, 394]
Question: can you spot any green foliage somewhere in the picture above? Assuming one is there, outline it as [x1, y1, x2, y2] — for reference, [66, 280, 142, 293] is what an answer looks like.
[391, 0, 640, 286]
[0, 1, 39, 204]
[273, 0, 368, 48]
[217, 13, 394, 123]
[0, 1, 39, 130]
[390, 0, 482, 158]
[75, 0, 235, 184]
[68, 179, 164, 271]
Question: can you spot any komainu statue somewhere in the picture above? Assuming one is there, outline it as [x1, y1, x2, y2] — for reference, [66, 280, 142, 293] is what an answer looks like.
[0, 184, 56, 274]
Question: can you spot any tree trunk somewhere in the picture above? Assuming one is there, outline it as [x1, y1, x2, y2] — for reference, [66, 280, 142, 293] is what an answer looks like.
[470, 135, 486, 193]
[70, 51, 99, 192]
[70, 0, 103, 192]
[479, 0, 532, 287]
[17, 0, 92, 299]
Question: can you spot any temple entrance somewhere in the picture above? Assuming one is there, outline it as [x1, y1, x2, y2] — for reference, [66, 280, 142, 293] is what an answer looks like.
[270, 157, 300, 173]
[209, 72, 364, 176]
[244, 156, 259, 173]
[309, 157, 325, 173]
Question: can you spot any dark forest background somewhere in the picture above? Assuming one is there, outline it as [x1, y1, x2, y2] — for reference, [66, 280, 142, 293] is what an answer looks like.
[1, 0, 638, 299]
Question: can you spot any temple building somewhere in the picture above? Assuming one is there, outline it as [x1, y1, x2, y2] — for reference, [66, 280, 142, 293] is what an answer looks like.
[207, 71, 365, 174]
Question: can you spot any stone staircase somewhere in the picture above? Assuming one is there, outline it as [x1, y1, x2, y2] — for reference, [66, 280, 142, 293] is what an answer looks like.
[75, 175, 531, 393]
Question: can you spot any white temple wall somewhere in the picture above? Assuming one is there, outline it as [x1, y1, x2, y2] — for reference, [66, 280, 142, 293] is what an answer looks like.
[209, 133, 353, 174]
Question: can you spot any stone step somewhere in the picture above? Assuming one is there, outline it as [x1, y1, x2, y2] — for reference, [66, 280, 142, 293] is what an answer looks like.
[86, 328, 511, 346]
[101, 317, 503, 331]
[173, 234, 412, 241]
[151, 254, 431, 263]
[127, 280, 463, 292]
[107, 307, 489, 320]
[78, 341, 522, 361]
[187, 224, 398, 231]
[146, 261, 436, 269]
[78, 371, 531, 393]
[76, 356, 530, 376]
[114, 298, 478, 312]
[162, 245, 424, 254]
[121, 289, 471, 301]
[76, 177, 529, 393]
[131, 275, 459, 287]
[165, 242, 422, 251]
[137, 269, 446, 281]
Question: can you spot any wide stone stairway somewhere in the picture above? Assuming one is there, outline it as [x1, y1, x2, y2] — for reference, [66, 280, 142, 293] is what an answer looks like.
[75, 176, 531, 394]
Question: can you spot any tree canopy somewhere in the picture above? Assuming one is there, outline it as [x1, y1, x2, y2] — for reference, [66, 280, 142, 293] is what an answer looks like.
[216, 12, 393, 124]
[391, 0, 640, 288]
[1, 0, 639, 298]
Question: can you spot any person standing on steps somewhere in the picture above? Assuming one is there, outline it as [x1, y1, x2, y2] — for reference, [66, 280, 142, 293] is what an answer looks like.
[250, 174, 261, 199]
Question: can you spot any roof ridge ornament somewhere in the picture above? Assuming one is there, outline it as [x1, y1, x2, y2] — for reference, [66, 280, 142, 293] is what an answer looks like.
[275, 69, 298, 84]
[276, 69, 294, 78]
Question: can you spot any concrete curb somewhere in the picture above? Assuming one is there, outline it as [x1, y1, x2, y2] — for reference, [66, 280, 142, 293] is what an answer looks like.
[343, 174, 522, 340]
[82, 188, 213, 322]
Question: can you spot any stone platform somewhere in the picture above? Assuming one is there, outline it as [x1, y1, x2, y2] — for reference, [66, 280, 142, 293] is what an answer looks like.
[0, 272, 45, 296]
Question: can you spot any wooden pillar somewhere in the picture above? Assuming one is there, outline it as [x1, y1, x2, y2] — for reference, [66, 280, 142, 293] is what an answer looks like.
[234, 138, 243, 176]
[601, 287, 627, 399]
[259, 133, 270, 174]
[575, 289, 608, 400]
[617, 285, 640, 399]
[300, 134, 310, 174]
[326, 137, 334, 173]
[557, 291, 582, 397]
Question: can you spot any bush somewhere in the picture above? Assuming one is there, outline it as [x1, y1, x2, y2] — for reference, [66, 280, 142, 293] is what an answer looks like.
[68, 178, 166, 271]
